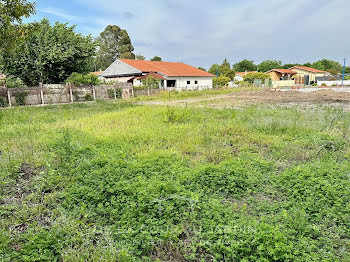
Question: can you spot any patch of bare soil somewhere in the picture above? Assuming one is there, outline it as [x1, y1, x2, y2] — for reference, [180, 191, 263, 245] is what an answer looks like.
[140, 89, 350, 110]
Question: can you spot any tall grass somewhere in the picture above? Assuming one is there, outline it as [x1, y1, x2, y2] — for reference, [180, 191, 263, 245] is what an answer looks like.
[0, 100, 349, 261]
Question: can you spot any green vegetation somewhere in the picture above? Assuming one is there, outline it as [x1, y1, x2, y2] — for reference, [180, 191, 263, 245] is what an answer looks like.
[0, 76, 25, 88]
[209, 59, 235, 80]
[95, 25, 135, 70]
[257, 60, 282, 73]
[2, 19, 96, 86]
[66, 73, 100, 86]
[243, 72, 270, 83]
[213, 76, 231, 88]
[1, 99, 349, 261]
[0, 0, 36, 51]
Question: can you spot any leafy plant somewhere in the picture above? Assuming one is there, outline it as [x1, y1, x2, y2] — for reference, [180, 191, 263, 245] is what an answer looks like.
[3, 76, 25, 88]
[0, 96, 7, 107]
[142, 75, 160, 89]
[72, 90, 80, 101]
[66, 73, 100, 86]
[213, 76, 231, 88]
[15, 91, 27, 105]
[84, 93, 93, 101]
[243, 72, 270, 83]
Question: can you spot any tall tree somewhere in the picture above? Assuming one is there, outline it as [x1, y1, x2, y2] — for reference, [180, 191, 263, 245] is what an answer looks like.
[0, 0, 36, 51]
[222, 58, 230, 68]
[3, 19, 96, 86]
[95, 25, 135, 70]
[198, 67, 206, 72]
[150, 56, 162, 61]
[233, 59, 257, 72]
[257, 60, 282, 72]
[209, 63, 235, 80]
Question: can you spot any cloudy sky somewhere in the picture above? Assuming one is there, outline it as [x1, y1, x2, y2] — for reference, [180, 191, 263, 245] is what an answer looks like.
[29, 0, 349, 69]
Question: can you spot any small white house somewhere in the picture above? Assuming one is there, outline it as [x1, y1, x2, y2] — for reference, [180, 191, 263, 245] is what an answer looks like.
[101, 59, 214, 89]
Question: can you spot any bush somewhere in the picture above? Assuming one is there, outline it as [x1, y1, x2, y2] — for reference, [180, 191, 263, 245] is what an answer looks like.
[243, 72, 270, 83]
[107, 88, 122, 99]
[321, 83, 327, 87]
[84, 93, 93, 101]
[66, 73, 100, 86]
[2, 76, 25, 88]
[213, 76, 231, 88]
[312, 83, 317, 86]
[15, 91, 27, 105]
[72, 90, 80, 101]
[0, 97, 7, 107]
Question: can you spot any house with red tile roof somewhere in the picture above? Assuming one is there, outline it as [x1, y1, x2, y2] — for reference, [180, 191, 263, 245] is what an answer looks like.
[266, 69, 297, 81]
[289, 66, 330, 85]
[101, 59, 214, 89]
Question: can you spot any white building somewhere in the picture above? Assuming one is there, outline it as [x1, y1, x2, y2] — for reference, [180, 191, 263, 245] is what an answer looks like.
[101, 59, 214, 89]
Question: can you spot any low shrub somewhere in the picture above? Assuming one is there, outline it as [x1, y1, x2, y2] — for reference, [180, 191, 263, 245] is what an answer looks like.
[72, 90, 80, 101]
[107, 88, 123, 99]
[213, 76, 231, 88]
[321, 83, 327, 87]
[0, 96, 7, 107]
[15, 91, 27, 105]
[66, 73, 100, 86]
[84, 93, 93, 101]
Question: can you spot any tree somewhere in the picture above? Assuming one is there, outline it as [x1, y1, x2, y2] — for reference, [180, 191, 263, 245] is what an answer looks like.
[303, 62, 312, 67]
[222, 58, 230, 68]
[213, 76, 231, 88]
[95, 25, 135, 70]
[150, 56, 162, 61]
[243, 72, 270, 83]
[312, 59, 342, 74]
[136, 54, 145, 60]
[142, 75, 159, 89]
[233, 59, 257, 72]
[198, 67, 206, 71]
[208, 63, 235, 80]
[345, 67, 350, 74]
[283, 63, 301, 69]
[2, 19, 96, 86]
[0, 0, 36, 51]
[257, 60, 282, 72]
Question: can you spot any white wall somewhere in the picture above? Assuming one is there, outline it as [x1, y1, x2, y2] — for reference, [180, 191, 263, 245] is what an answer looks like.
[317, 80, 350, 86]
[166, 76, 213, 89]
[272, 80, 295, 87]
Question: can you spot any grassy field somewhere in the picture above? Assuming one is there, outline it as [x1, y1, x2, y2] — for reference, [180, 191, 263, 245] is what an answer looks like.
[1, 97, 350, 261]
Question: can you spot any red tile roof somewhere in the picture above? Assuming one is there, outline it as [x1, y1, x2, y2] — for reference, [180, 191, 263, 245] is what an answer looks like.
[266, 69, 297, 74]
[119, 59, 214, 77]
[235, 71, 257, 77]
[137, 72, 165, 80]
[289, 66, 328, 73]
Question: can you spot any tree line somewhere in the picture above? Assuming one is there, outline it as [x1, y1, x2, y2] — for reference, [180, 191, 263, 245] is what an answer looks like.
[201, 59, 350, 80]
[0, 0, 162, 86]
[1, 1, 349, 87]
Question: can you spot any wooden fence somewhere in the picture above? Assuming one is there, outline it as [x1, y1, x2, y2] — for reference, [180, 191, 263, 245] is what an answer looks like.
[0, 84, 213, 108]
[0, 83, 133, 107]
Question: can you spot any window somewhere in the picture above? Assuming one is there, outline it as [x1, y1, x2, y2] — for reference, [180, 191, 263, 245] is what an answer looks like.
[187, 81, 190, 85]
[195, 80, 198, 84]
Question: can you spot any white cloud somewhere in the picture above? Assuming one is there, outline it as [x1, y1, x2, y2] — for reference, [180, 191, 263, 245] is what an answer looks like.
[39, 0, 350, 68]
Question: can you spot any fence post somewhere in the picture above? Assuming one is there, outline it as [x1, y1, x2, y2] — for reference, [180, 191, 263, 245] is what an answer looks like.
[7, 90, 12, 107]
[147, 87, 150, 96]
[39, 82, 44, 105]
[114, 87, 117, 99]
[69, 85, 74, 103]
[92, 86, 96, 100]
[131, 86, 134, 98]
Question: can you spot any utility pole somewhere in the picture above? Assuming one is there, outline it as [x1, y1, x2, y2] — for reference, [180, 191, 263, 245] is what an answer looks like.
[342, 58, 346, 87]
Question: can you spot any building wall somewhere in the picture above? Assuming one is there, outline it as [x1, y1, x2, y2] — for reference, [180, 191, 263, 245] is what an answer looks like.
[267, 71, 282, 81]
[291, 68, 328, 82]
[272, 80, 295, 88]
[166, 76, 213, 89]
